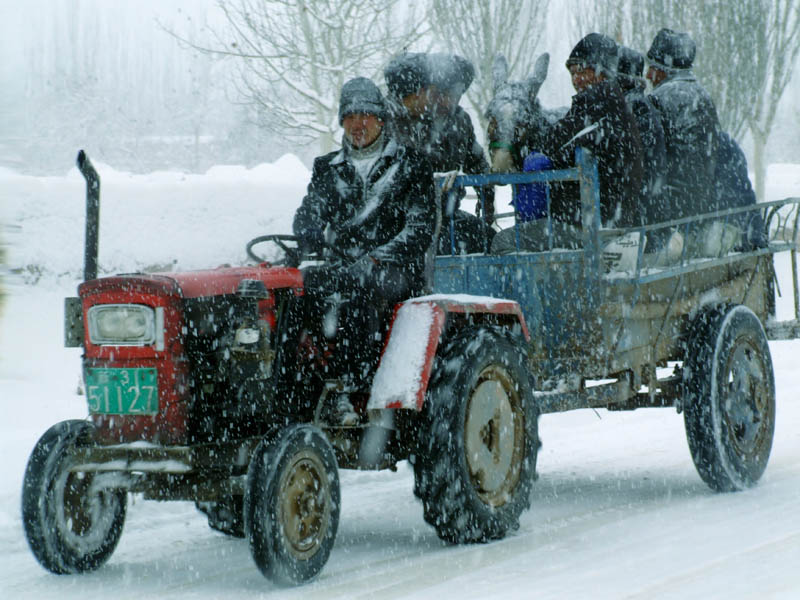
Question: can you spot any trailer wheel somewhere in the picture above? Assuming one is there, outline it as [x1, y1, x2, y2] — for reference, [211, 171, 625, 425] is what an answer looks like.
[196, 496, 245, 538]
[244, 424, 339, 585]
[414, 326, 538, 543]
[683, 305, 775, 491]
[21, 420, 127, 574]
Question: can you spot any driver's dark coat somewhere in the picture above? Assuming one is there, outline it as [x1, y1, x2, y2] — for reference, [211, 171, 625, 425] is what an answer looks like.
[293, 137, 436, 292]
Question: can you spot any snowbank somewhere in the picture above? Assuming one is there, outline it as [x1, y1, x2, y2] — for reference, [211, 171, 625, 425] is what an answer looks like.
[2, 157, 798, 287]
[1, 155, 311, 284]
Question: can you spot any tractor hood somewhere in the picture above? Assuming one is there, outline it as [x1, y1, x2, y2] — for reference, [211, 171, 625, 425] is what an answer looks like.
[78, 265, 304, 299]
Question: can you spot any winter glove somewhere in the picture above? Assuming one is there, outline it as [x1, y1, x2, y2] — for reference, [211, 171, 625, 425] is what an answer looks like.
[345, 254, 379, 285]
[440, 170, 459, 194]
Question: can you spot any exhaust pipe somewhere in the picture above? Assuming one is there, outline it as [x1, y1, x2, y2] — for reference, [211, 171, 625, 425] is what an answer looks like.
[77, 150, 100, 281]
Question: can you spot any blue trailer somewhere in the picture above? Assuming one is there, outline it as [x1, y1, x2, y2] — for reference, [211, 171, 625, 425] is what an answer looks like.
[434, 147, 799, 493]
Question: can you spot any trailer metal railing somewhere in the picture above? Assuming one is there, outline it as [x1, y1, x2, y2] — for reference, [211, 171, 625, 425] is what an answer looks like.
[437, 149, 800, 341]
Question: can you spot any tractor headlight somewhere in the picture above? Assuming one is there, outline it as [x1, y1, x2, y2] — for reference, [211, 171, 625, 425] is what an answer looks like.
[88, 304, 156, 345]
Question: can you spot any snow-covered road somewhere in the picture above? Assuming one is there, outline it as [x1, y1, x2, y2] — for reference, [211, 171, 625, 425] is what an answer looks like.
[2, 161, 799, 598]
[2, 281, 799, 600]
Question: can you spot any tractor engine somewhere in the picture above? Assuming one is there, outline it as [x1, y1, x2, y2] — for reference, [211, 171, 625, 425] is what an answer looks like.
[183, 279, 276, 442]
[66, 266, 303, 445]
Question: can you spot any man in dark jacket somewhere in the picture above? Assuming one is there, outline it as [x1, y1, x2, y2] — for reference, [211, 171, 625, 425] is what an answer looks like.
[714, 131, 765, 250]
[617, 46, 667, 215]
[678, 131, 763, 259]
[291, 77, 436, 422]
[715, 132, 756, 214]
[615, 45, 671, 252]
[544, 33, 644, 229]
[492, 33, 644, 253]
[384, 52, 495, 254]
[647, 28, 720, 222]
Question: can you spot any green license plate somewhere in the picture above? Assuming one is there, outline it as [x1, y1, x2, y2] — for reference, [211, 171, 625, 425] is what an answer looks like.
[85, 368, 159, 415]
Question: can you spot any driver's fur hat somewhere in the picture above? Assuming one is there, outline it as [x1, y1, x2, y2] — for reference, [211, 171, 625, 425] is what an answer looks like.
[338, 77, 387, 124]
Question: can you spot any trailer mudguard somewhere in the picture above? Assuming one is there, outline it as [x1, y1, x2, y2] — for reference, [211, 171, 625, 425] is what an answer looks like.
[368, 294, 530, 411]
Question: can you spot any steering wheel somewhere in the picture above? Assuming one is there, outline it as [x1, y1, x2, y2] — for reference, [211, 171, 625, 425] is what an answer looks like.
[246, 234, 351, 267]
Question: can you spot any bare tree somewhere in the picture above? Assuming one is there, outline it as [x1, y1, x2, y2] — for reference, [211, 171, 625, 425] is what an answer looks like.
[176, 0, 427, 154]
[429, 0, 550, 132]
[10, 2, 232, 173]
[572, 0, 800, 200]
[746, 0, 800, 201]
[571, 1, 756, 139]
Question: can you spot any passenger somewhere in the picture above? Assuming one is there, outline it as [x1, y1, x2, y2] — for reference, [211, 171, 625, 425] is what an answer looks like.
[614, 44, 672, 255]
[291, 77, 436, 423]
[384, 52, 495, 254]
[692, 131, 765, 256]
[642, 133, 758, 264]
[715, 132, 755, 212]
[616, 46, 667, 218]
[492, 33, 645, 254]
[646, 28, 720, 223]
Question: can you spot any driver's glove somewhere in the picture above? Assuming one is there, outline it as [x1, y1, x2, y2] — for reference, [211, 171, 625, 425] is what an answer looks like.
[297, 227, 325, 254]
[440, 170, 459, 195]
[345, 254, 379, 285]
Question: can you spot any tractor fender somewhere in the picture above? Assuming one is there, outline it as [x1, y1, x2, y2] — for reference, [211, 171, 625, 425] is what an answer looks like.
[368, 294, 530, 411]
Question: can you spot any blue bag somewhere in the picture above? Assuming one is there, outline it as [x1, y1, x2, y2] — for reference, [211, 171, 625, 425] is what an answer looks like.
[512, 152, 552, 222]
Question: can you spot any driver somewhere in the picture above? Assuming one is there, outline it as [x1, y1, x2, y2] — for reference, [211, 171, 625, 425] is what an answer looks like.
[290, 77, 436, 424]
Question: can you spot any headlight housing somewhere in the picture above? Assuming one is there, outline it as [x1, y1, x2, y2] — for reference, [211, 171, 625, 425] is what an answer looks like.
[87, 304, 156, 345]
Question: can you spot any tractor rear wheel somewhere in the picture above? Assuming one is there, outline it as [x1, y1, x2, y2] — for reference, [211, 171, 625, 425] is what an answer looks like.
[244, 424, 340, 585]
[413, 326, 538, 543]
[683, 305, 775, 491]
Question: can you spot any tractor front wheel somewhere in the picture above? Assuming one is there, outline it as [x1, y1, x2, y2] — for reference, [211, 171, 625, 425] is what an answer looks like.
[244, 424, 340, 585]
[21, 420, 127, 574]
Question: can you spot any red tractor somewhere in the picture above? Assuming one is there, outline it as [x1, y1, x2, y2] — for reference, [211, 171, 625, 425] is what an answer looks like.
[21, 154, 539, 585]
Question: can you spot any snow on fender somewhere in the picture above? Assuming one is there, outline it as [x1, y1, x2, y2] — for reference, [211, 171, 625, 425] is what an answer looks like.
[368, 295, 529, 411]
